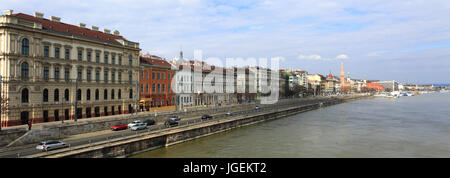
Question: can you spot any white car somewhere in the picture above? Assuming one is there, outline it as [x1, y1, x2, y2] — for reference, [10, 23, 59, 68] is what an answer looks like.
[36, 140, 68, 151]
[128, 120, 143, 128]
[130, 123, 147, 131]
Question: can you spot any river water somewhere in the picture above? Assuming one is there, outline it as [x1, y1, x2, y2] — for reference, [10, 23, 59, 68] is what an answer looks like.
[131, 92, 450, 158]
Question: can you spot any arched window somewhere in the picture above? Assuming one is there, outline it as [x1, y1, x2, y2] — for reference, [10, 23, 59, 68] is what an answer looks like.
[86, 89, 91, 101]
[21, 88, 29, 103]
[95, 89, 99, 100]
[21, 62, 29, 80]
[43, 89, 48, 102]
[104, 89, 108, 100]
[111, 89, 115, 100]
[77, 89, 82, 101]
[64, 89, 69, 101]
[22, 38, 29, 55]
[54, 89, 59, 102]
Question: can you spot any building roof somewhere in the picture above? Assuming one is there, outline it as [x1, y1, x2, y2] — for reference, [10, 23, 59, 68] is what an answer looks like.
[11, 13, 128, 45]
[140, 55, 172, 68]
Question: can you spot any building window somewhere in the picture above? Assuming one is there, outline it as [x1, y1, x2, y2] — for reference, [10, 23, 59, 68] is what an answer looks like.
[157, 84, 160, 93]
[152, 83, 155, 93]
[104, 53, 108, 64]
[77, 69, 82, 80]
[78, 50, 83, 61]
[157, 72, 160, 80]
[140, 84, 143, 94]
[64, 89, 69, 101]
[129, 71, 132, 84]
[43, 66, 49, 81]
[146, 84, 149, 94]
[54, 67, 60, 80]
[44, 46, 50, 57]
[128, 55, 133, 66]
[118, 55, 122, 65]
[22, 88, 29, 103]
[86, 89, 91, 101]
[162, 73, 166, 80]
[55, 47, 60, 58]
[65, 48, 70, 59]
[118, 89, 121, 99]
[43, 89, 49, 102]
[152, 72, 155, 80]
[43, 110, 49, 122]
[162, 84, 165, 93]
[111, 55, 115, 65]
[129, 89, 133, 99]
[96, 70, 100, 82]
[54, 89, 59, 102]
[96, 52, 100, 63]
[104, 89, 108, 100]
[87, 69, 92, 81]
[87, 51, 92, 62]
[21, 62, 29, 80]
[65, 68, 70, 81]
[118, 72, 122, 83]
[104, 71, 108, 83]
[146, 71, 149, 80]
[95, 89, 99, 100]
[111, 71, 115, 83]
[54, 110, 59, 121]
[77, 89, 82, 101]
[111, 89, 115, 100]
[21, 38, 29, 56]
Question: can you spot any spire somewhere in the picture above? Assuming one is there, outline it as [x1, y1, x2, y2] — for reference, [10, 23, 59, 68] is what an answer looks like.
[179, 45, 183, 61]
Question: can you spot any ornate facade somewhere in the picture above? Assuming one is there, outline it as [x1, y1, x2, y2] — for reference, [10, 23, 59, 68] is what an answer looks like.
[0, 10, 140, 127]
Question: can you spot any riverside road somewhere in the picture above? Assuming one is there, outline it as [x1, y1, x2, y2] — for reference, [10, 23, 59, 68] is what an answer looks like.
[0, 95, 362, 158]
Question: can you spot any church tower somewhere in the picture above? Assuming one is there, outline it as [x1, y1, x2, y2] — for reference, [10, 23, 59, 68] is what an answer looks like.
[340, 62, 345, 91]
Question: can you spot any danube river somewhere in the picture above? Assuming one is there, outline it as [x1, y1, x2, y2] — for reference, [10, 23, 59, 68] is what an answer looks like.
[131, 92, 450, 158]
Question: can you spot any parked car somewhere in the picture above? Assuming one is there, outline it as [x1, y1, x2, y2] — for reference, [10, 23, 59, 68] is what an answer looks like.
[130, 123, 147, 131]
[226, 111, 233, 116]
[170, 115, 181, 121]
[164, 119, 179, 127]
[111, 123, 128, 131]
[201, 114, 213, 120]
[255, 106, 260, 110]
[36, 140, 68, 151]
[128, 120, 143, 128]
[143, 119, 155, 126]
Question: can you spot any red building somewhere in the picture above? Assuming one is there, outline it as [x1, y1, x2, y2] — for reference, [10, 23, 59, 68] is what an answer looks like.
[367, 83, 384, 92]
[139, 53, 175, 111]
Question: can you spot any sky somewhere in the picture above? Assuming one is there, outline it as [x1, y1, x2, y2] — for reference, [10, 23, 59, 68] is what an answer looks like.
[2, 0, 450, 84]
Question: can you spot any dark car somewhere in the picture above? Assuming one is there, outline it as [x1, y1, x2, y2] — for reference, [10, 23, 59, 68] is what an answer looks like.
[111, 123, 128, 131]
[255, 106, 260, 110]
[144, 119, 156, 126]
[170, 115, 181, 121]
[201, 114, 213, 120]
[164, 119, 178, 127]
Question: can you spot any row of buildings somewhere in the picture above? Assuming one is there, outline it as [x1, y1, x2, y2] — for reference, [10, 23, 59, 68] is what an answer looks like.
[0, 10, 432, 128]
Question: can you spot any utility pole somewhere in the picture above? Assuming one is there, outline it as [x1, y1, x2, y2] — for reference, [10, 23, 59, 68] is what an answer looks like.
[74, 78, 78, 122]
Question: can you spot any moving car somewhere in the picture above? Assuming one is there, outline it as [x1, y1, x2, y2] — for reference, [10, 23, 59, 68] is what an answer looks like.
[36, 140, 68, 151]
[128, 120, 143, 128]
[226, 111, 233, 116]
[201, 114, 213, 120]
[255, 106, 260, 110]
[170, 115, 181, 121]
[143, 119, 155, 126]
[130, 123, 147, 131]
[164, 119, 179, 127]
[111, 123, 128, 131]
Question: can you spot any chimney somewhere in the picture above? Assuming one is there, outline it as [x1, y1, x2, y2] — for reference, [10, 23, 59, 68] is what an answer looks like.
[78, 23, 86, 28]
[113, 30, 120, 36]
[103, 29, 111, 34]
[91, 26, 99, 31]
[34, 12, 44, 19]
[3, 10, 13, 15]
[50, 16, 61, 22]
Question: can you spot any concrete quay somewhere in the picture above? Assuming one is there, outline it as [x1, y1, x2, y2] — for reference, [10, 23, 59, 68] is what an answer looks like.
[24, 94, 370, 158]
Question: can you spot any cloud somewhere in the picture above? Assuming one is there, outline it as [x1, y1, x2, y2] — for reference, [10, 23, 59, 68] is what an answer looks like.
[335, 54, 349, 59]
[298, 54, 323, 60]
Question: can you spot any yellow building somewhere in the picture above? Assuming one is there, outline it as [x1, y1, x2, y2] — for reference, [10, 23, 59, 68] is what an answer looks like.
[0, 10, 140, 127]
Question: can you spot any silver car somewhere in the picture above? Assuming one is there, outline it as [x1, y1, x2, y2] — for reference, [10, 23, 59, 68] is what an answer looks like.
[131, 123, 147, 131]
[36, 140, 68, 151]
[128, 120, 143, 128]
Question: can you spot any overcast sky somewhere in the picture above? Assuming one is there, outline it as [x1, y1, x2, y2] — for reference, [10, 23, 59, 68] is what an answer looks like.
[2, 0, 450, 84]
